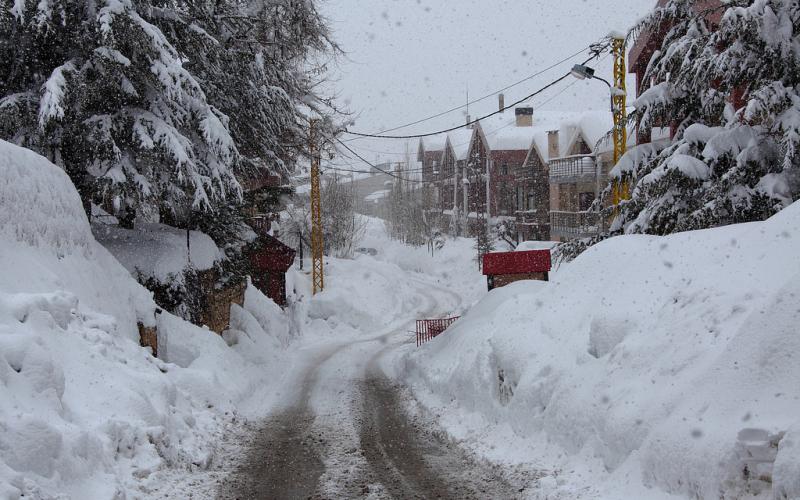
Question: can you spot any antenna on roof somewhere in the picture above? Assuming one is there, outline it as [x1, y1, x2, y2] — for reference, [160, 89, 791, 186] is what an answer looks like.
[465, 84, 471, 127]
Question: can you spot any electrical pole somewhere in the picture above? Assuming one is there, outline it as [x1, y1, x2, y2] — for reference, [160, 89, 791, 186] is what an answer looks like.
[309, 119, 324, 294]
[611, 34, 629, 205]
[452, 160, 460, 236]
[485, 155, 492, 226]
[462, 165, 469, 233]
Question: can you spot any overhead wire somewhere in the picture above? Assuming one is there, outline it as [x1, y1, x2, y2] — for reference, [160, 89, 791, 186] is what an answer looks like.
[343, 43, 599, 139]
[342, 40, 609, 141]
[312, 41, 614, 184]
[334, 138, 429, 184]
[342, 73, 571, 140]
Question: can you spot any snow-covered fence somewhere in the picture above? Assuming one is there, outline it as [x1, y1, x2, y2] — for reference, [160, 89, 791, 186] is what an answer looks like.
[416, 317, 460, 346]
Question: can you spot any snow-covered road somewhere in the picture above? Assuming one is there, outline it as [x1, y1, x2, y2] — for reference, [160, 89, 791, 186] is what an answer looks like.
[216, 280, 521, 499]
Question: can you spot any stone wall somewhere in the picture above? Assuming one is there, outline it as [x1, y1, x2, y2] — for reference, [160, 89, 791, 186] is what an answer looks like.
[489, 272, 549, 290]
[195, 269, 247, 334]
[138, 322, 158, 357]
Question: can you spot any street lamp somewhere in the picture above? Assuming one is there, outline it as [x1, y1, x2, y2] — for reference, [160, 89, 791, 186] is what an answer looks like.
[570, 64, 615, 131]
[570, 64, 595, 81]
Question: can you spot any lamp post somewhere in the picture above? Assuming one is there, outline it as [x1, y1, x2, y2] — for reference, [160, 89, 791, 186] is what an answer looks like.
[570, 63, 628, 226]
[570, 64, 614, 117]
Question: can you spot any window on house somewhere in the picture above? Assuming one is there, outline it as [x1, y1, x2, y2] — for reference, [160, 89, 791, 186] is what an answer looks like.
[579, 192, 595, 211]
[501, 163, 509, 176]
[527, 193, 536, 212]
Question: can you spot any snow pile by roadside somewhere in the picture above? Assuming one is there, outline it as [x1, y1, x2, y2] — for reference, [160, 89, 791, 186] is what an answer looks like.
[0, 141, 289, 499]
[401, 201, 800, 499]
[285, 216, 485, 344]
[286, 216, 486, 346]
[358, 217, 486, 313]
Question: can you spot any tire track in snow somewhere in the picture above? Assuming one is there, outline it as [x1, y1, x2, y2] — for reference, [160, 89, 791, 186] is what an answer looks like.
[217, 276, 514, 499]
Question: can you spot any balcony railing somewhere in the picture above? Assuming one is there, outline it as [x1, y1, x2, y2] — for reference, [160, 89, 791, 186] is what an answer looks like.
[549, 154, 597, 183]
[515, 210, 547, 226]
[550, 210, 601, 239]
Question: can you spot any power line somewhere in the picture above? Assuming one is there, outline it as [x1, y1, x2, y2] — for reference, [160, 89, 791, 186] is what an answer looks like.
[343, 73, 571, 140]
[323, 161, 426, 173]
[348, 114, 518, 157]
[335, 139, 429, 184]
[330, 75, 597, 170]
[345, 43, 600, 139]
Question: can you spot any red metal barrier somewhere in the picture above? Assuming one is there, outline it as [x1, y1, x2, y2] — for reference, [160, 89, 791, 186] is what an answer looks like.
[416, 317, 460, 346]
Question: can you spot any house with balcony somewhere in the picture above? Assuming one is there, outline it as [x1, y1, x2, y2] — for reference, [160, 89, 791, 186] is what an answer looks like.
[464, 99, 544, 220]
[547, 112, 616, 241]
[511, 112, 584, 242]
[416, 133, 448, 211]
[483, 107, 538, 217]
[440, 128, 474, 216]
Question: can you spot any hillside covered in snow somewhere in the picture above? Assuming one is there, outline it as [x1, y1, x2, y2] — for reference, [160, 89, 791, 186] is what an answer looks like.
[401, 200, 800, 499]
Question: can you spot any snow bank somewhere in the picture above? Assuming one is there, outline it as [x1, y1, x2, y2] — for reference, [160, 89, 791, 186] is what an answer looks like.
[0, 141, 290, 498]
[515, 240, 558, 252]
[0, 141, 154, 339]
[402, 201, 800, 499]
[282, 217, 484, 347]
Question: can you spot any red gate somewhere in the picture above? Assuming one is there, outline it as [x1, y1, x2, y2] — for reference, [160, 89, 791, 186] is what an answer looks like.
[416, 317, 460, 346]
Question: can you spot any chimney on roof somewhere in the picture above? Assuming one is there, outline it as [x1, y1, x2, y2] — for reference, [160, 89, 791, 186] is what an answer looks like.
[547, 130, 559, 159]
[498, 94, 505, 112]
[515, 106, 533, 127]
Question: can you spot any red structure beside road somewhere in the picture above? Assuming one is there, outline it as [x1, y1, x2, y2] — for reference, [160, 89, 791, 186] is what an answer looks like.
[416, 317, 460, 346]
[482, 250, 551, 290]
[248, 234, 296, 306]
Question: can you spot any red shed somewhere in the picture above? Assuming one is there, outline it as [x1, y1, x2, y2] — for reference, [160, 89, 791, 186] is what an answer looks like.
[482, 250, 551, 290]
[248, 234, 295, 306]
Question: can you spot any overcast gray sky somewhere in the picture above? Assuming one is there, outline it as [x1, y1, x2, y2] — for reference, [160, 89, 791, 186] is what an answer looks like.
[320, 0, 657, 163]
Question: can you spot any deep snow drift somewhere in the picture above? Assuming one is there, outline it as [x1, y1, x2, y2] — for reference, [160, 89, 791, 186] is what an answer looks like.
[0, 141, 292, 499]
[401, 202, 800, 498]
[0, 139, 486, 498]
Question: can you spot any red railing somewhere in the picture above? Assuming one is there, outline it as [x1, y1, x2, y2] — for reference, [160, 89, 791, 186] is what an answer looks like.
[416, 317, 460, 346]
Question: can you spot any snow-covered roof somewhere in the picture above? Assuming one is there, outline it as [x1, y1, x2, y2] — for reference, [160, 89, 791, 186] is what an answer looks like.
[419, 133, 448, 153]
[516, 240, 559, 251]
[558, 111, 614, 155]
[489, 127, 538, 151]
[446, 128, 475, 161]
[419, 109, 619, 167]
[95, 223, 222, 282]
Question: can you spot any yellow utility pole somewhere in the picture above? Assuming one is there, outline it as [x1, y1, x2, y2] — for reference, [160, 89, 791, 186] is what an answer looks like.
[309, 119, 324, 294]
[611, 35, 629, 205]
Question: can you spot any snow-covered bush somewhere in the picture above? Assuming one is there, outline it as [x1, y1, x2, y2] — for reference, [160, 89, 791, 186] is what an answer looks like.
[284, 177, 367, 258]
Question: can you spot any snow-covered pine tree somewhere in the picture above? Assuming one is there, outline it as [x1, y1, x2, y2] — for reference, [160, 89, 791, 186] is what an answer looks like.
[159, 0, 336, 181]
[609, 0, 799, 236]
[0, 0, 334, 228]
